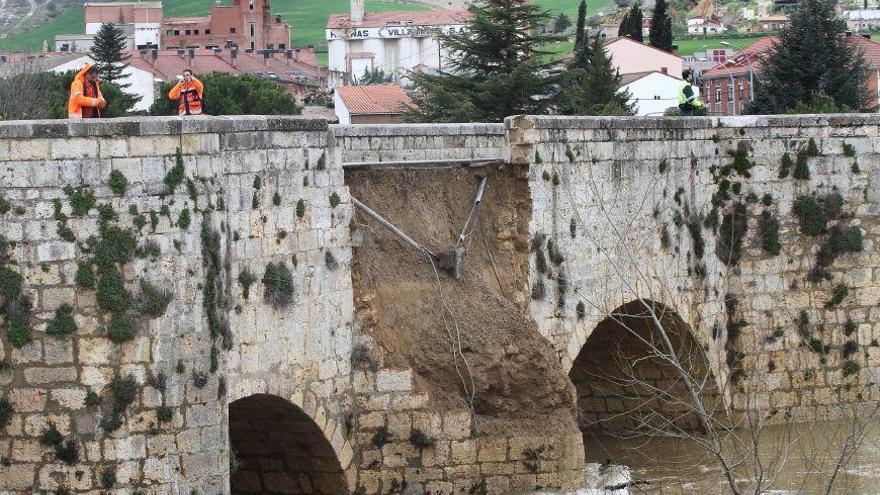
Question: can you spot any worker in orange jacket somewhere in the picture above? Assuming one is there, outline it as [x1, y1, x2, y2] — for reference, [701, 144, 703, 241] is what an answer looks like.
[68, 63, 106, 119]
[168, 69, 205, 116]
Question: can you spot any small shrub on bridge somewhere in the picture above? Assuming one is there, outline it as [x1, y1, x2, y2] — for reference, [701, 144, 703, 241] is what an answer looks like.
[135, 280, 172, 318]
[272, 191, 281, 206]
[97, 266, 130, 312]
[716, 202, 747, 266]
[576, 301, 586, 319]
[39, 423, 64, 447]
[108, 170, 128, 196]
[177, 208, 191, 230]
[806, 138, 820, 157]
[842, 340, 859, 359]
[409, 429, 436, 450]
[238, 269, 257, 300]
[852, 160, 861, 173]
[296, 199, 306, 219]
[46, 304, 77, 338]
[759, 210, 781, 256]
[371, 426, 391, 448]
[316, 152, 327, 170]
[63, 185, 96, 217]
[351, 344, 379, 371]
[793, 150, 810, 180]
[844, 319, 857, 337]
[0, 397, 12, 430]
[107, 313, 136, 343]
[531, 281, 545, 300]
[156, 406, 173, 423]
[101, 466, 117, 489]
[843, 142, 856, 157]
[842, 360, 861, 378]
[0, 195, 10, 215]
[793, 196, 826, 236]
[825, 284, 849, 309]
[329, 192, 341, 208]
[192, 371, 209, 389]
[164, 149, 186, 195]
[84, 389, 101, 408]
[779, 153, 793, 178]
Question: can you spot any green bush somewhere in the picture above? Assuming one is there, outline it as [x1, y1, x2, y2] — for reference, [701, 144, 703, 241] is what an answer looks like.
[149, 73, 302, 116]
[296, 199, 306, 219]
[177, 208, 191, 230]
[84, 389, 102, 408]
[108, 170, 128, 196]
[844, 319, 857, 336]
[0, 195, 10, 215]
[0, 265, 22, 299]
[0, 397, 12, 430]
[793, 150, 810, 180]
[806, 138, 820, 157]
[263, 262, 294, 308]
[716, 202, 747, 265]
[238, 269, 257, 300]
[40, 423, 64, 447]
[57, 222, 76, 243]
[329, 192, 341, 208]
[793, 196, 825, 236]
[135, 280, 172, 317]
[759, 210, 781, 256]
[46, 304, 77, 338]
[101, 466, 116, 489]
[841, 340, 859, 359]
[825, 284, 849, 309]
[107, 313, 136, 343]
[96, 265, 129, 312]
[165, 149, 185, 195]
[842, 142, 855, 157]
[63, 186, 96, 217]
[156, 406, 173, 423]
[779, 152, 793, 178]
[842, 360, 861, 377]
[272, 191, 281, 206]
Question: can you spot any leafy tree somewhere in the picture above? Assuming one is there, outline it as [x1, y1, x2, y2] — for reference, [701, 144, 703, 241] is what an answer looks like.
[553, 13, 572, 33]
[748, 0, 870, 114]
[574, 0, 588, 52]
[352, 67, 394, 85]
[90, 22, 131, 85]
[618, 3, 644, 41]
[0, 70, 138, 120]
[407, 0, 559, 123]
[649, 0, 673, 52]
[150, 72, 301, 116]
[556, 36, 633, 116]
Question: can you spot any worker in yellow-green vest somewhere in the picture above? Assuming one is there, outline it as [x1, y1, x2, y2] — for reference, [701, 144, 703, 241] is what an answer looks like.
[678, 69, 704, 116]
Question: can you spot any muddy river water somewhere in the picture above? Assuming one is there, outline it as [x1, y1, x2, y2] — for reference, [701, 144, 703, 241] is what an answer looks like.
[583, 420, 880, 494]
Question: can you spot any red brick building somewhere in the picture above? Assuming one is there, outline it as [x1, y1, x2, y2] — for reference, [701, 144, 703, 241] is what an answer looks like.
[700, 34, 880, 115]
[161, 0, 291, 51]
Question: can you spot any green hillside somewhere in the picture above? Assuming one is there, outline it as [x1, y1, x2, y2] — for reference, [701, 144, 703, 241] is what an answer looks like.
[0, 0, 612, 55]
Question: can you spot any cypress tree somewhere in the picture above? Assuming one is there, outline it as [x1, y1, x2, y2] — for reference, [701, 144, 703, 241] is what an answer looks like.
[556, 36, 634, 115]
[618, 11, 631, 39]
[574, 0, 587, 54]
[649, 0, 673, 52]
[90, 22, 130, 86]
[618, 4, 643, 41]
[748, 0, 870, 113]
[407, 0, 558, 123]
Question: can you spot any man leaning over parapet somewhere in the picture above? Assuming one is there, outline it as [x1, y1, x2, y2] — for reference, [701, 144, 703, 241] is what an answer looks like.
[68, 63, 106, 119]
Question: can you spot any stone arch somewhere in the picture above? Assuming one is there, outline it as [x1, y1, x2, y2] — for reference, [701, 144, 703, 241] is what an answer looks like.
[569, 300, 723, 434]
[228, 394, 349, 495]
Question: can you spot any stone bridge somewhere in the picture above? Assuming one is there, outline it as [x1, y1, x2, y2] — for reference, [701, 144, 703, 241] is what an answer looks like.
[0, 114, 878, 494]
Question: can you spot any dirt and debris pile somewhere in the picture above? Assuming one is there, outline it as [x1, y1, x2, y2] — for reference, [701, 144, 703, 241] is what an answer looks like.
[348, 165, 578, 437]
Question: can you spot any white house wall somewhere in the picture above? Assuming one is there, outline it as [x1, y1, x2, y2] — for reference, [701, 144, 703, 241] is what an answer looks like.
[620, 72, 683, 116]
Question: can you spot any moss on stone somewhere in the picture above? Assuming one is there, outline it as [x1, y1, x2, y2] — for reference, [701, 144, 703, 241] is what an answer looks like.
[0, 195, 10, 215]
[135, 280, 172, 317]
[842, 360, 861, 378]
[843, 142, 855, 157]
[825, 284, 849, 309]
[329, 192, 341, 208]
[57, 222, 76, 243]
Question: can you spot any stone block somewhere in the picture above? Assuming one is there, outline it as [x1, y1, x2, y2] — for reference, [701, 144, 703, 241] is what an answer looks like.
[477, 438, 508, 462]
[0, 463, 38, 490]
[9, 388, 48, 413]
[376, 369, 413, 392]
[442, 411, 471, 440]
[450, 439, 476, 465]
[24, 367, 77, 385]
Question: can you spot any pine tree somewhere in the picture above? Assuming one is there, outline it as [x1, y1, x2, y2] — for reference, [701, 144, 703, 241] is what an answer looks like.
[649, 0, 673, 52]
[618, 10, 631, 38]
[408, 0, 558, 123]
[748, 0, 870, 114]
[574, 0, 587, 54]
[90, 22, 130, 86]
[557, 36, 634, 115]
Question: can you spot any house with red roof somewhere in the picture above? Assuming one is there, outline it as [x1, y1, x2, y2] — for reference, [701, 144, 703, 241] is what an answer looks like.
[333, 84, 414, 124]
[325, 0, 471, 87]
[699, 34, 880, 115]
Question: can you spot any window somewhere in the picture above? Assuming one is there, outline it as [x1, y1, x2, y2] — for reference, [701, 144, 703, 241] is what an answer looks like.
[194, 30, 199, 35]
[728, 83, 734, 102]
[205, 29, 211, 35]
[185, 29, 191, 35]
[279, 43, 285, 49]
[230, 27, 236, 34]
[250, 41, 255, 50]
[250, 24, 256, 37]
[716, 89, 722, 103]
[173, 29, 180, 35]
[166, 30, 174, 35]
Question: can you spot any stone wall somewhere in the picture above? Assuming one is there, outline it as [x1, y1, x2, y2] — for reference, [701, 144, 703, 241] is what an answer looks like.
[332, 123, 506, 165]
[0, 116, 356, 494]
[509, 114, 880, 422]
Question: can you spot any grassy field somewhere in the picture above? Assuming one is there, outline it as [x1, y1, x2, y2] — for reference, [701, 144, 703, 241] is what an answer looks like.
[673, 36, 766, 56]
[0, 0, 613, 55]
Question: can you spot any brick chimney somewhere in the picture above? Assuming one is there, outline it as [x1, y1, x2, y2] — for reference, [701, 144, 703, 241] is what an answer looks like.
[351, 0, 364, 23]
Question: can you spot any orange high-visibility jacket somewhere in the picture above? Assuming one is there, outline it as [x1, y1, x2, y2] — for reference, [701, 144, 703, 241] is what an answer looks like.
[68, 63, 104, 119]
[169, 78, 204, 116]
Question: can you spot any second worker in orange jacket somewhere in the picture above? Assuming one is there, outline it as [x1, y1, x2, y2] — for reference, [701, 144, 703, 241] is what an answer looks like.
[168, 69, 204, 116]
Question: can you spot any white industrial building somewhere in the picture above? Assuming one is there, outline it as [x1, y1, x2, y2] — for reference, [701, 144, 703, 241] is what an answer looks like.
[325, 0, 470, 87]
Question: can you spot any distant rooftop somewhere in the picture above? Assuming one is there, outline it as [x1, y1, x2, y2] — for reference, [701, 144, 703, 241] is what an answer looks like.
[336, 85, 414, 115]
[83, 1, 162, 7]
[326, 10, 470, 29]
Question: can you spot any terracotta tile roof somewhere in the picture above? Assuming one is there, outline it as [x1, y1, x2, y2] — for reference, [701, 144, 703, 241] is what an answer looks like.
[126, 48, 323, 83]
[336, 85, 414, 115]
[327, 10, 470, 29]
[702, 34, 880, 79]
